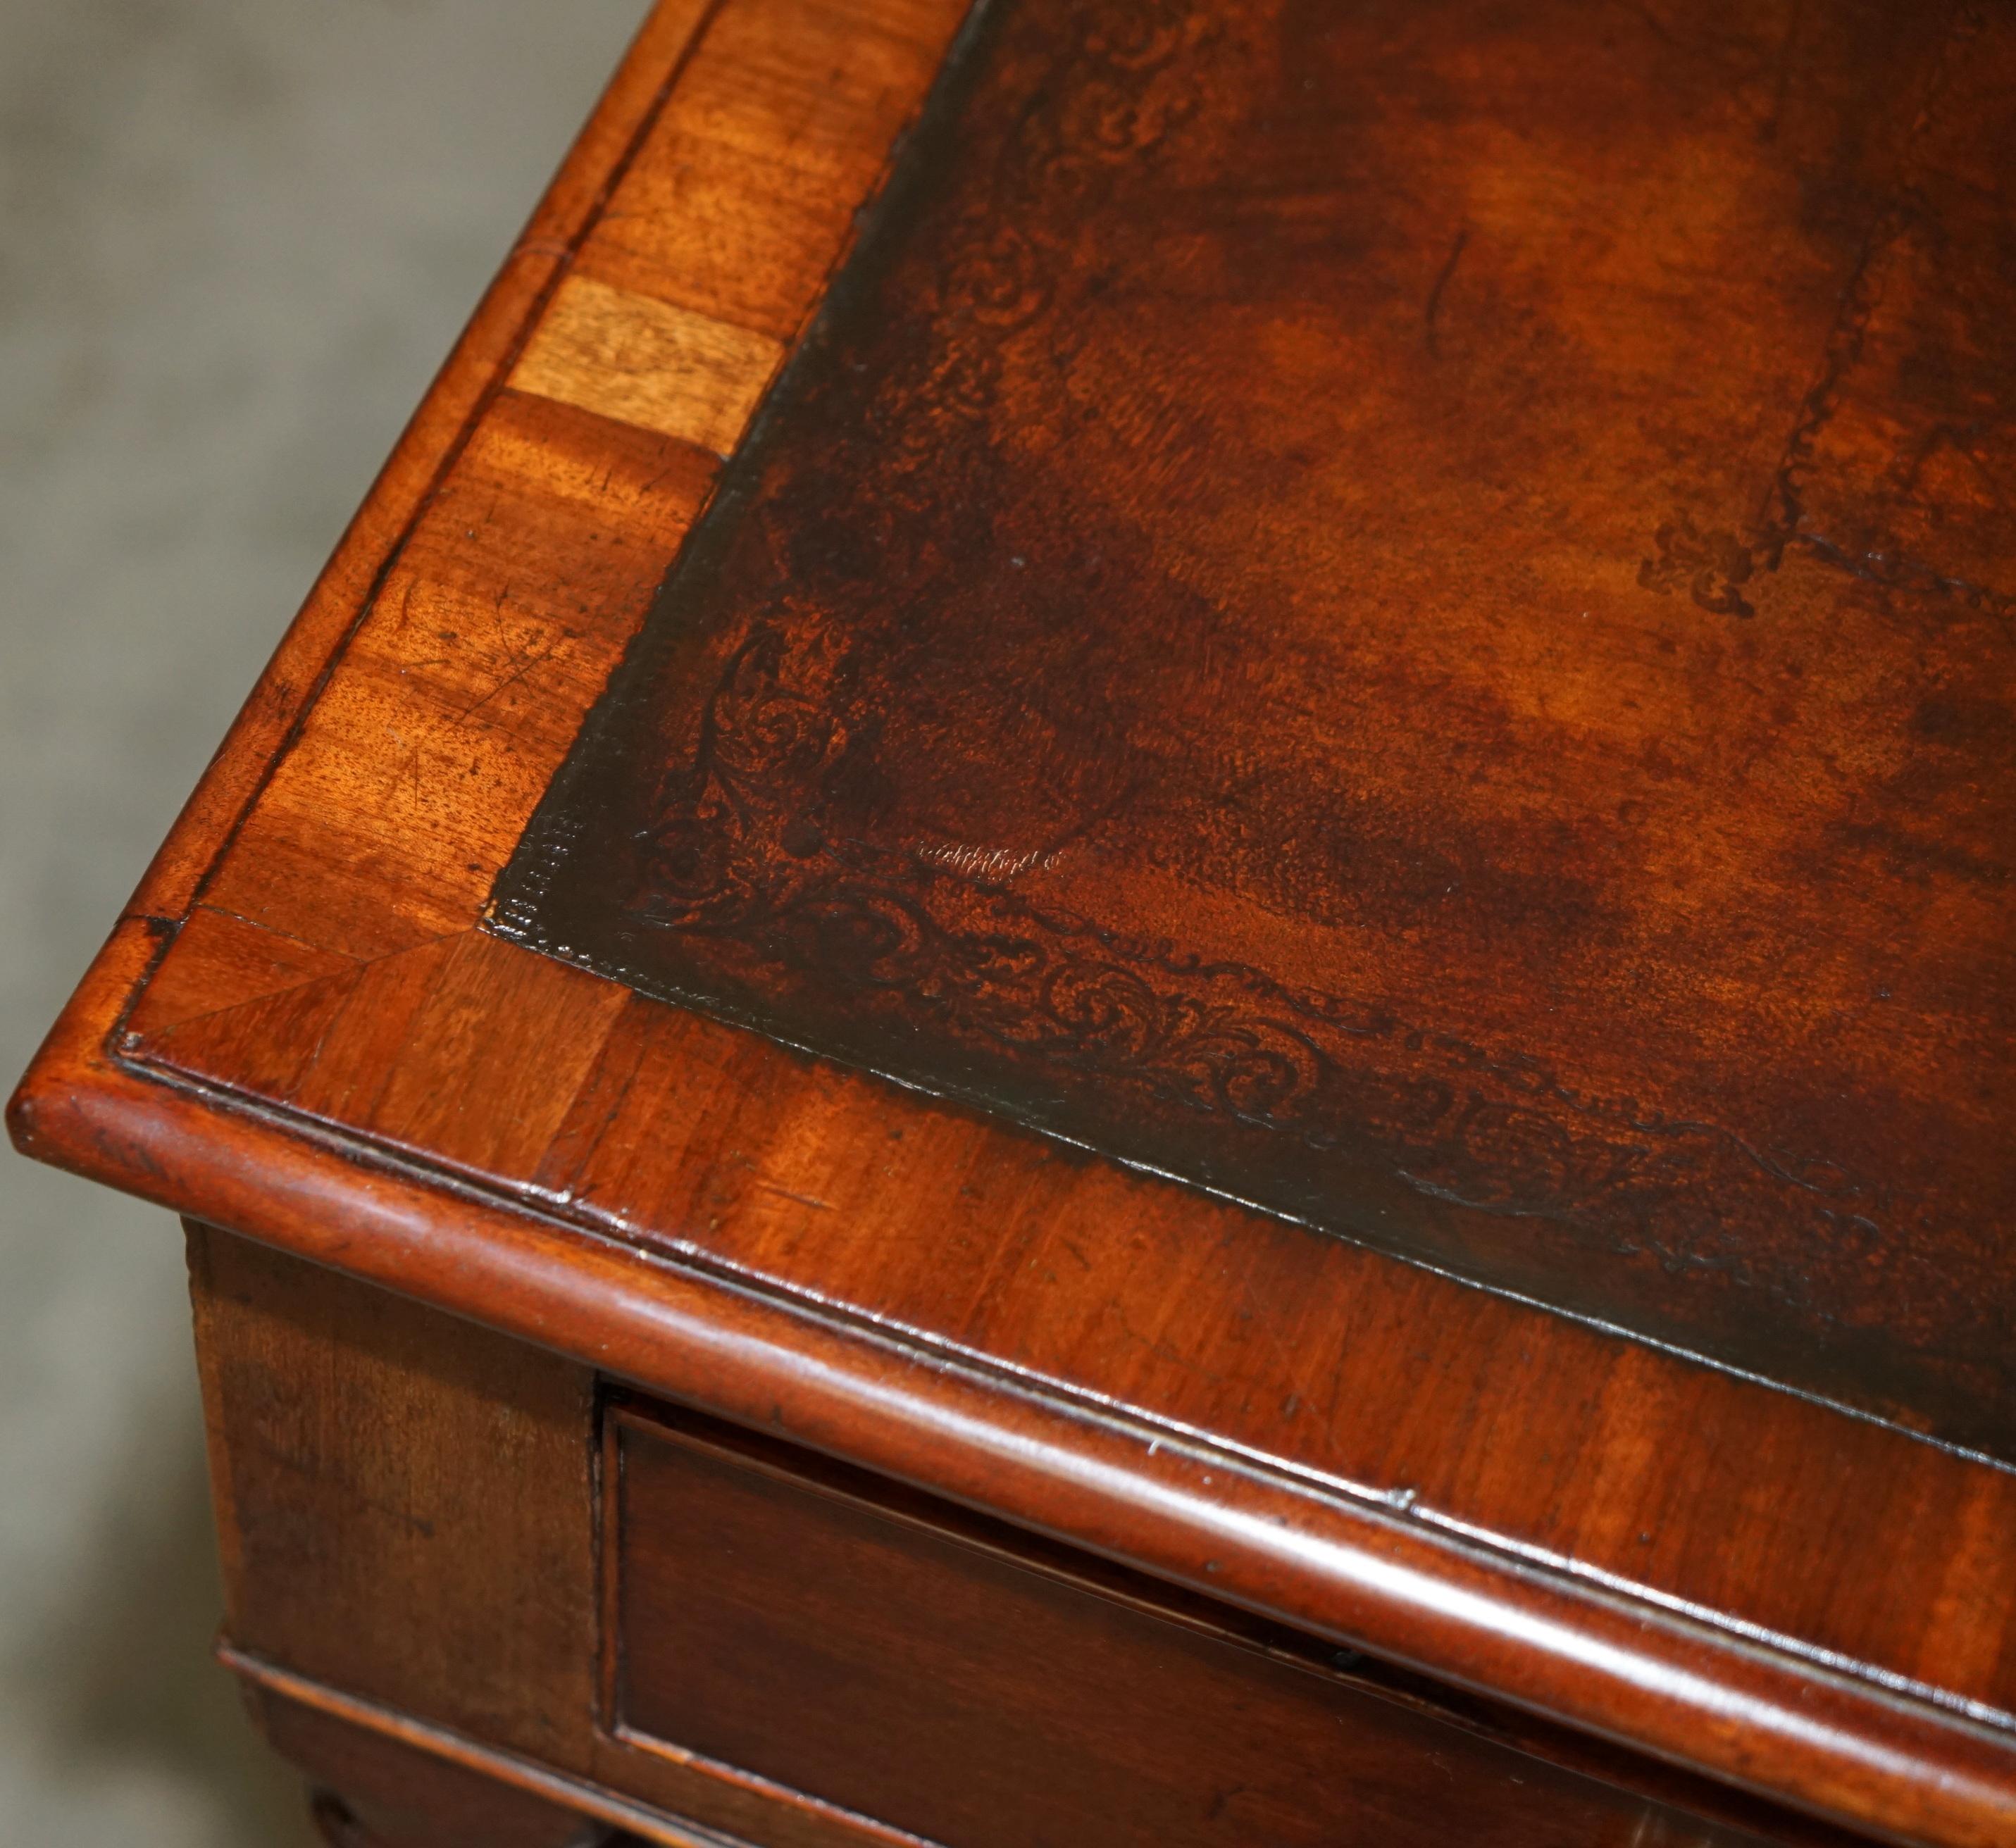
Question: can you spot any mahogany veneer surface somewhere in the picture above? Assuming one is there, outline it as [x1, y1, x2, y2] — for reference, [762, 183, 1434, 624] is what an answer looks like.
[613, 1403, 1840, 1848]
[12, 0, 2016, 1844]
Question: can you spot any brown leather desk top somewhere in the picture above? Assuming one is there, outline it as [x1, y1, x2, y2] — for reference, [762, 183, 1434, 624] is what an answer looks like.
[503, 0, 2016, 1456]
[13, 1, 2016, 1842]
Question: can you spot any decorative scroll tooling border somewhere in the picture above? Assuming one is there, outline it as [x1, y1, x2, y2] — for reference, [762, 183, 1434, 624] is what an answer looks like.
[633, 608, 1906, 1307]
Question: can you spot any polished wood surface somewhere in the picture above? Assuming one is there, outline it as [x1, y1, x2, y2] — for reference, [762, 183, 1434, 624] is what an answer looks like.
[266, 1694, 621, 1848]
[197, 1222, 1847, 1848]
[11, 1, 2016, 1843]
[615, 1401, 1850, 1847]
[191, 1221, 911, 1847]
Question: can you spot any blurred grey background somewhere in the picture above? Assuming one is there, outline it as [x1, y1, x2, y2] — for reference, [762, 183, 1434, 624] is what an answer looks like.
[1, 1, 650, 1839]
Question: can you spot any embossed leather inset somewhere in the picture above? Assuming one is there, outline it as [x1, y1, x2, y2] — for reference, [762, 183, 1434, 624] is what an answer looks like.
[495, 0, 2016, 1455]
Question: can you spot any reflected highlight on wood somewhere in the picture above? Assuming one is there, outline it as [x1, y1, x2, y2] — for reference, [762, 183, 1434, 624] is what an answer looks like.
[514, 275, 785, 456]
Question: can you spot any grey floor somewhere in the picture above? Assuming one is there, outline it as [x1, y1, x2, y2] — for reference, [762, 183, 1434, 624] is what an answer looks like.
[0, 2, 652, 1838]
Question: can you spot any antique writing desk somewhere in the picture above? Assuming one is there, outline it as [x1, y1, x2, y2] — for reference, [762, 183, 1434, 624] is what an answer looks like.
[14, 1, 2016, 1842]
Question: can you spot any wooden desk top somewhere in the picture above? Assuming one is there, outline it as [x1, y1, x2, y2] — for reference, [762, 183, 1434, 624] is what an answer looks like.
[14, 1, 2016, 1842]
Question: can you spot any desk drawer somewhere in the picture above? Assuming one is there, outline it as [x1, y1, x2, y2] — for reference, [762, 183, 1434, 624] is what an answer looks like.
[608, 1402, 1816, 1848]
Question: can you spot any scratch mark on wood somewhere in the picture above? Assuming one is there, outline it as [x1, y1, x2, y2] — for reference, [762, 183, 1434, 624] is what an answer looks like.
[755, 1177, 837, 1213]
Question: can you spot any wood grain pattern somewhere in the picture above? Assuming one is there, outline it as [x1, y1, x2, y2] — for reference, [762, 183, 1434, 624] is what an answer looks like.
[142, 951, 2016, 1815]
[250, 1679, 717, 1848]
[260, 1692, 618, 1848]
[12, 1, 2016, 1843]
[573, 0, 965, 339]
[513, 276, 783, 454]
[614, 1402, 1852, 1848]
[197, 389, 718, 963]
[196, 1223, 1855, 1848]
[13, 1063, 1998, 1844]
[187, 1219, 602, 1757]
[160, 0, 950, 985]
[190, 1225, 921, 1848]
[116, 0, 718, 932]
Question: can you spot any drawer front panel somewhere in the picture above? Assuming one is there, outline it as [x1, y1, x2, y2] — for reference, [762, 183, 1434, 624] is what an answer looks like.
[611, 1406, 1792, 1848]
